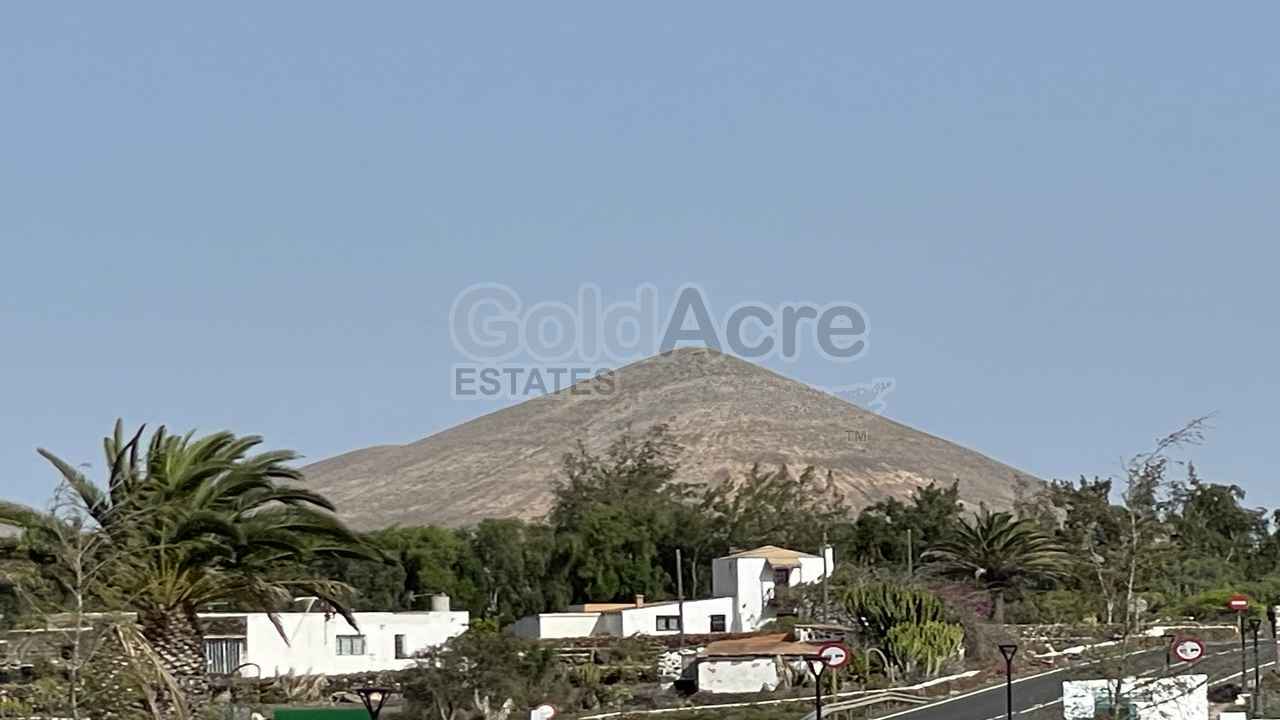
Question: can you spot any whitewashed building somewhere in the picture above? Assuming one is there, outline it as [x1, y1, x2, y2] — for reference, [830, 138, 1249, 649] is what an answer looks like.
[512, 545, 834, 640]
[694, 633, 822, 694]
[202, 601, 469, 677]
[711, 545, 835, 633]
[511, 596, 735, 640]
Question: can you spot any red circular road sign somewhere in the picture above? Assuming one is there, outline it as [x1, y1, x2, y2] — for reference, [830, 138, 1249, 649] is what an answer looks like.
[818, 642, 852, 669]
[1173, 637, 1205, 663]
[1228, 594, 1250, 612]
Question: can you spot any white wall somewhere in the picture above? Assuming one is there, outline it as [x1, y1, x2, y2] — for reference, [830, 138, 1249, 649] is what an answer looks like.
[795, 555, 829, 585]
[712, 556, 768, 633]
[510, 613, 606, 640]
[512, 599, 735, 640]
[697, 658, 781, 694]
[617, 598, 734, 637]
[220, 611, 469, 677]
[1063, 676, 1208, 720]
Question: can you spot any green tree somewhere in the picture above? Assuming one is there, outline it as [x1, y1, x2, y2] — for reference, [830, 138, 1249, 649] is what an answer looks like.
[700, 464, 847, 559]
[840, 481, 963, 570]
[922, 508, 1071, 623]
[550, 425, 690, 603]
[459, 519, 568, 623]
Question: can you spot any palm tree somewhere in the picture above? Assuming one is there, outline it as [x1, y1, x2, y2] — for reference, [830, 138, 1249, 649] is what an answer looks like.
[1, 421, 376, 718]
[922, 508, 1071, 624]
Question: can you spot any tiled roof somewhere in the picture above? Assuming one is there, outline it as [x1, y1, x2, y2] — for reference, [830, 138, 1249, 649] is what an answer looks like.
[699, 632, 822, 658]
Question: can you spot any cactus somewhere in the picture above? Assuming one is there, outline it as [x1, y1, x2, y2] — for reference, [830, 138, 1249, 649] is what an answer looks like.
[841, 583, 948, 641]
[885, 621, 964, 678]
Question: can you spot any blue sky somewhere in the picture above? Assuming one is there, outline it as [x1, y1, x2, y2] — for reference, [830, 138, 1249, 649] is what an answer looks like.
[2, 5, 1277, 512]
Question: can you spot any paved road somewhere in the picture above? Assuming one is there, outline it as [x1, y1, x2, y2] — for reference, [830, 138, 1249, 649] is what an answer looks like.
[857, 642, 1273, 720]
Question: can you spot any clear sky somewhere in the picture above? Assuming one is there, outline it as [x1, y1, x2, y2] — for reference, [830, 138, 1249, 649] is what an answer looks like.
[2, 5, 1277, 513]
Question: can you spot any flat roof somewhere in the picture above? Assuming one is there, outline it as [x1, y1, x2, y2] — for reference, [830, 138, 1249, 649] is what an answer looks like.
[699, 632, 822, 658]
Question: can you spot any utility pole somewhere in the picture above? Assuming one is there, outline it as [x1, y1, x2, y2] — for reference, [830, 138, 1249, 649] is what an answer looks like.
[676, 548, 686, 648]
[821, 531, 829, 616]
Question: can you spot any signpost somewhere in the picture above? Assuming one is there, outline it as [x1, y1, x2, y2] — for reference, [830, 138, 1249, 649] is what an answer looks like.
[818, 643, 851, 670]
[1172, 637, 1205, 664]
[1229, 594, 1250, 699]
[807, 643, 851, 720]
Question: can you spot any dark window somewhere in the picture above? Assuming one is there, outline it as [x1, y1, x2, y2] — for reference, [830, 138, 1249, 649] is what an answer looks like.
[394, 634, 408, 659]
[204, 638, 246, 674]
[773, 567, 791, 586]
[656, 615, 681, 632]
[710, 614, 726, 632]
[336, 635, 366, 656]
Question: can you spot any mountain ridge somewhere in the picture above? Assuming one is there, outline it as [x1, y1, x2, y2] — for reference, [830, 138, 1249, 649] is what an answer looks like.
[304, 348, 1038, 529]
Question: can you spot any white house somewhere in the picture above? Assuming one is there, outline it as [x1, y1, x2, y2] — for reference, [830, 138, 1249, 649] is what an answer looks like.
[711, 545, 834, 633]
[512, 545, 834, 640]
[202, 603, 469, 677]
[511, 595, 735, 641]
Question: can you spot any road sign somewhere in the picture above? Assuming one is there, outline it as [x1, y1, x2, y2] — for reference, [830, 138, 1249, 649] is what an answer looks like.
[530, 704, 557, 720]
[1228, 594, 1250, 612]
[818, 642, 851, 669]
[1173, 637, 1205, 663]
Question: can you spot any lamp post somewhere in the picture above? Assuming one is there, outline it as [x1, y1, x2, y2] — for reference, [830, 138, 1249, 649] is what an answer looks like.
[354, 687, 395, 720]
[998, 643, 1018, 720]
[1251, 618, 1264, 715]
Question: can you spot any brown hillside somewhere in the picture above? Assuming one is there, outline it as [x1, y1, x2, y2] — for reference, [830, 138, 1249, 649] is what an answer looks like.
[305, 348, 1037, 529]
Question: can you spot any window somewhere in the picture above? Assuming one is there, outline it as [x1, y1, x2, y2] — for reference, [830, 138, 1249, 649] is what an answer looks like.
[394, 634, 409, 659]
[656, 615, 681, 632]
[773, 567, 791, 586]
[710, 614, 726, 633]
[204, 638, 246, 674]
[336, 635, 366, 656]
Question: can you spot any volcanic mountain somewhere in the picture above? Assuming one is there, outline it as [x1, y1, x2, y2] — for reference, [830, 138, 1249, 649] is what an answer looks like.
[305, 348, 1038, 529]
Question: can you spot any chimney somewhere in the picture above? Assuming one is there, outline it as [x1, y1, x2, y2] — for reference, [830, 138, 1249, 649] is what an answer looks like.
[634, 594, 645, 607]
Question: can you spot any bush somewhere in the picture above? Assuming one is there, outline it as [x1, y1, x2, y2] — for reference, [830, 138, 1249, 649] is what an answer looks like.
[1179, 589, 1263, 621]
[402, 628, 574, 719]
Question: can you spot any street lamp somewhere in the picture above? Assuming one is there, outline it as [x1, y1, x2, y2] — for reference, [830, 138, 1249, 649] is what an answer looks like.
[1250, 618, 1264, 715]
[354, 687, 395, 720]
[998, 643, 1018, 720]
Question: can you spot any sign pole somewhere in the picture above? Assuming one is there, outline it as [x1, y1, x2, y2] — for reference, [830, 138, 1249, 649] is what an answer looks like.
[1251, 618, 1263, 715]
[811, 642, 850, 720]
[998, 644, 1018, 720]
[675, 548, 685, 649]
[1241, 612, 1248, 697]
